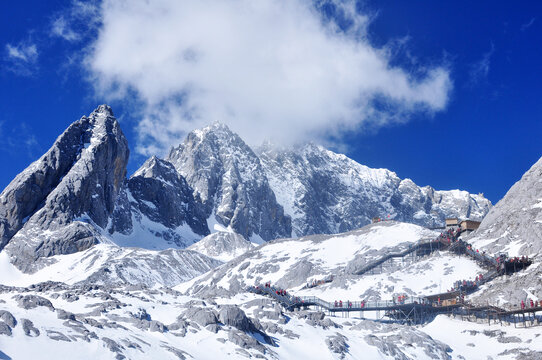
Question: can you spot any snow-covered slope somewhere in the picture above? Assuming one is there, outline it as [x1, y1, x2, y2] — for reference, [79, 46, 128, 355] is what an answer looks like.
[181, 221, 485, 302]
[423, 314, 542, 359]
[0, 221, 539, 358]
[296, 254, 484, 304]
[188, 231, 256, 262]
[0, 243, 221, 288]
[258, 143, 491, 236]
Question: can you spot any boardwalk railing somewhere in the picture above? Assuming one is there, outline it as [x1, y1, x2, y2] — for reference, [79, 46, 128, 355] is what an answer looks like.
[250, 286, 437, 312]
[352, 229, 460, 276]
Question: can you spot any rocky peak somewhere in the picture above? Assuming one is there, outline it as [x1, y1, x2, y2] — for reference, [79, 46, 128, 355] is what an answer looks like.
[188, 231, 255, 262]
[132, 156, 177, 180]
[166, 123, 291, 242]
[125, 155, 210, 241]
[1, 105, 129, 270]
[93, 104, 114, 117]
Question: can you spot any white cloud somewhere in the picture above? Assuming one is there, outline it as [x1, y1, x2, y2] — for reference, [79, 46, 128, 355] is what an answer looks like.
[4, 41, 39, 76]
[50, 0, 101, 42]
[85, 0, 452, 155]
[6, 43, 38, 63]
[468, 44, 494, 86]
[0, 121, 40, 158]
[51, 17, 80, 41]
[521, 17, 536, 32]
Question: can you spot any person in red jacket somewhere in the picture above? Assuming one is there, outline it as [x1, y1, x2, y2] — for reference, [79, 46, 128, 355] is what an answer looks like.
[521, 300, 525, 309]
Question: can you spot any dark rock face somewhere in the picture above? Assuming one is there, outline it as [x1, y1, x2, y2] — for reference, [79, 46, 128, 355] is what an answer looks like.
[16, 295, 55, 310]
[126, 156, 209, 237]
[0, 106, 216, 271]
[183, 307, 218, 328]
[0, 322, 12, 336]
[21, 318, 40, 337]
[467, 156, 542, 306]
[1, 105, 129, 269]
[325, 333, 349, 358]
[0, 310, 16, 328]
[167, 123, 291, 241]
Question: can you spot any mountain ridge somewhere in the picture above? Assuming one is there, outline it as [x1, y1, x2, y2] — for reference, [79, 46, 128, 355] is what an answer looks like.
[0, 105, 492, 272]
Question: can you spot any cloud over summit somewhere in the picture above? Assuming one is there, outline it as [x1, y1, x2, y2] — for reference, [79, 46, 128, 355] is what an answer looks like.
[84, 0, 452, 155]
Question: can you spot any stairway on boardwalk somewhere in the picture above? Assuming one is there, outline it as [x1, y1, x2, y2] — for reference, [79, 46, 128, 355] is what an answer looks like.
[352, 228, 460, 276]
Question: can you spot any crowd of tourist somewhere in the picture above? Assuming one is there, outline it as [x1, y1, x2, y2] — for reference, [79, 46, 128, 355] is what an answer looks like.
[520, 299, 540, 309]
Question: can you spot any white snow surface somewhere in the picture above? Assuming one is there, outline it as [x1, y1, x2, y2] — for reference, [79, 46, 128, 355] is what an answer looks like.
[0, 286, 456, 360]
[110, 210, 202, 250]
[423, 315, 542, 360]
[0, 243, 221, 288]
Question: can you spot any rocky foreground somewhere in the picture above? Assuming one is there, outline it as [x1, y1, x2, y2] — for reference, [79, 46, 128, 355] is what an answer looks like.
[1, 280, 542, 360]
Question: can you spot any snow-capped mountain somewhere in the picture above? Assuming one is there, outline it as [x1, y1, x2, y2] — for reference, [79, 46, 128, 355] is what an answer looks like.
[167, 122, 292, 242]
[258, 143, 491, 236]
[0, 106, 493, 272]
[2, 107, 540, 360]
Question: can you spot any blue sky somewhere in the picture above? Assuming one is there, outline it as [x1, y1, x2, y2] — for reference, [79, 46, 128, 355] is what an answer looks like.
[1, 0, 541, 204]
